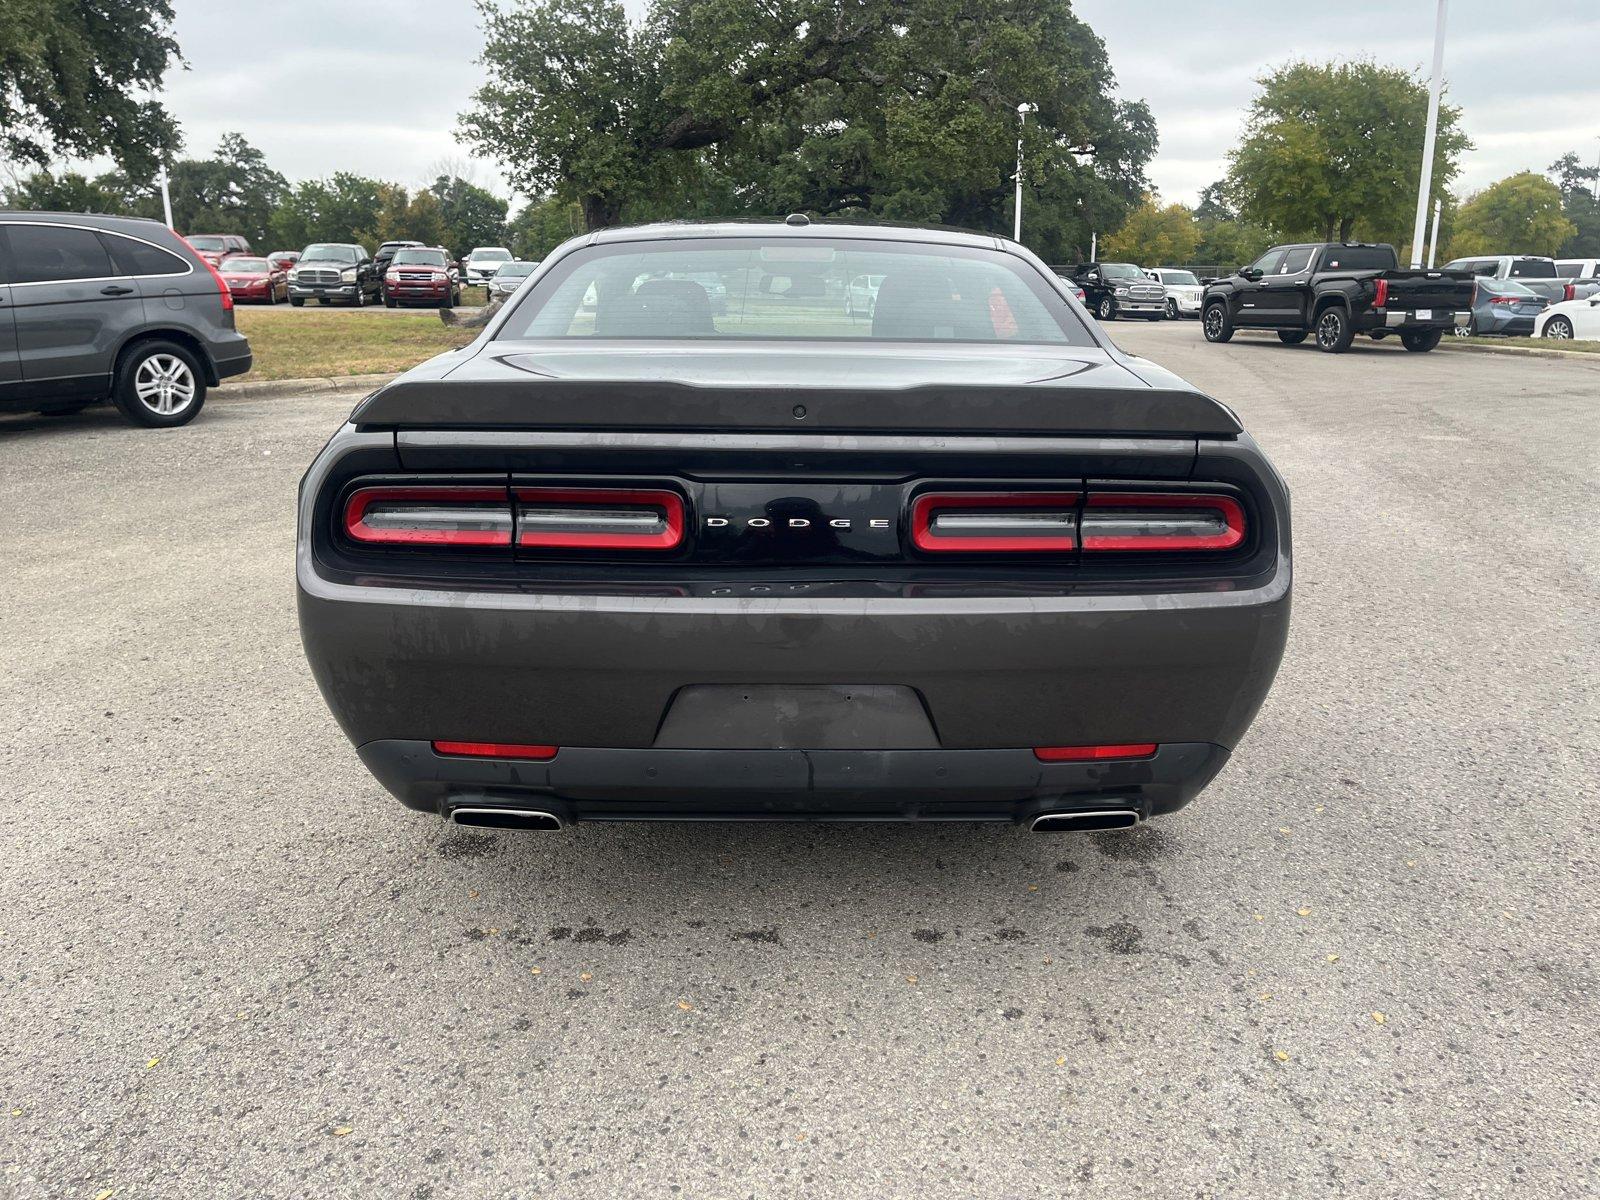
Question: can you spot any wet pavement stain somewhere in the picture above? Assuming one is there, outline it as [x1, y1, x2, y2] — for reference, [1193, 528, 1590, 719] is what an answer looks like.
[1085, 922, 1145, 954]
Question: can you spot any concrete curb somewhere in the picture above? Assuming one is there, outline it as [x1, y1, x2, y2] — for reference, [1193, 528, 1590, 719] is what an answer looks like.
[214, 372, 400, 403]
[1437, 340, 1600, 363]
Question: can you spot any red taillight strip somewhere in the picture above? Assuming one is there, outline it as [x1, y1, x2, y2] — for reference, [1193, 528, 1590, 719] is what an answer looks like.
[1034, 743, 1158, 762]
[343, 486, 512, 546]
[433, 741, 559, 761]
[1373, 278, 1388, 308]
[514, 487, 685, 550]
[198, 254, 234, 312]
[911, 491, 1080, 553]
[1081, 492, 1245, 552]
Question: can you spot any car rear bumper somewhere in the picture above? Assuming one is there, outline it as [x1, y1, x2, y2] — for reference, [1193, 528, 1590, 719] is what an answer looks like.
[1380, 308, 1472, 329]
[298, 569, 1289, 821]
[356, 738, 1230, 823]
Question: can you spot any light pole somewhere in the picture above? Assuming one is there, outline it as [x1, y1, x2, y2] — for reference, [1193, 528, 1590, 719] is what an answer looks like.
[157, 156, 174, 229]
[1409, 0, 1448, 268]
[1013, 102, 1036, 243]
[1427, 196, 1442, 268]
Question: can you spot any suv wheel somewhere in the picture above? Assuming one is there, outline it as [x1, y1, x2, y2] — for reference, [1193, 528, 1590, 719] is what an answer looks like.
[1096, 296, 1116, 321]
[1202, 302, 1233, 343]
[1166, 298, 1178, 320]
[1277, 329, 1308, 345]
[113, 341, 206, 428]
[1315, 306, 1354, 353]
[354, 286, 368, 308]
[290, 297, 304, 307]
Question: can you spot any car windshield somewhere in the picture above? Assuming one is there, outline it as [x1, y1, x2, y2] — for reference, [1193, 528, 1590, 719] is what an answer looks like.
[186, 236, 226, 252]
[223, 258, 269, 272]
[302, 244, 360, 263]
[494, 262, 536, 278]
[1509, 258, 1556, 279]
[471, 249, 512, 262]
[1159, 270, 1199, 285]
[393, 249, 448, 266]
[498, 236, 1093, 345]
[1098, 263, 1142, 280]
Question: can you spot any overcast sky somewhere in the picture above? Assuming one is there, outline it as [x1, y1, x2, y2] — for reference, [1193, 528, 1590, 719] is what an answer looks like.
[147, 0, 1599, 209]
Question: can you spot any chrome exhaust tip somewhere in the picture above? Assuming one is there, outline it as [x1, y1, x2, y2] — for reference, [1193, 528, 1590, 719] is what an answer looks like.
[1028, 809, 1140, 833]
[448, 806, 564, 831]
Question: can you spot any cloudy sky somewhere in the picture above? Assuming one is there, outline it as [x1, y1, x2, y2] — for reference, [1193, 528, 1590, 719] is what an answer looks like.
[146, 0, 1598, 208]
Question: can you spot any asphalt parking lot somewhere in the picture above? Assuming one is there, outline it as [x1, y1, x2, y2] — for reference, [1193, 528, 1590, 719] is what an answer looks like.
[3, 323, 1597, 1198]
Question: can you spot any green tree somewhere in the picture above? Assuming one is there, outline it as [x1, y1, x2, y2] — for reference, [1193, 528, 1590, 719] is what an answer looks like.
[459, 0, 1157, 260]
[1226, 60, 1470, 244]
[1101, 196, 1198, 265]
[268, 173, 389, 250]
[0, 0, 181, 176]
[1548, 152, 1600, 257]
[3, 170, 131, 213]
[1449, 172, 1577, 258]
[163, 134, 288, 247]
[428, 175, 509, 255]
[398, 189, 451, 249]
[508, 195, 585, 259]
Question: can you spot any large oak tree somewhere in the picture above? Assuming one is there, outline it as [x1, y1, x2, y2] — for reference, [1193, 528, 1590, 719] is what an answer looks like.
[459, 0, 1156, 261]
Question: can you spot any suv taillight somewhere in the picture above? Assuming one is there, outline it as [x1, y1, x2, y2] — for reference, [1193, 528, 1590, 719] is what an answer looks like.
[1373, 278, 1389, 308]
[199, 255, 233, 312]
[1563, 283, 1576, 302]
[343, 486, 512, 546]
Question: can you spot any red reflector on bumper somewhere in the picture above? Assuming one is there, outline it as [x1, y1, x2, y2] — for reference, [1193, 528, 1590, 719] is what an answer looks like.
[432, 741, 559, 761]
[1034, 743, 1158, 762]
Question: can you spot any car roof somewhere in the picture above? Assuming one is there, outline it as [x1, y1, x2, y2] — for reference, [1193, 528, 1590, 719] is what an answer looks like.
[589, 219, 1002, 250]
[0, 210, 172, 233]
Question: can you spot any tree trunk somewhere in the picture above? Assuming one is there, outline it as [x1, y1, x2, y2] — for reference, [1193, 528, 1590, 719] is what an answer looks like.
[1322, 217, 1335, 242]
[581, 193, 624, 232]
[1338, 216, 1355, 242]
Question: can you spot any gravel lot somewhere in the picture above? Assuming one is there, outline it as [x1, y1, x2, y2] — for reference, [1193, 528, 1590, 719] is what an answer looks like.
[2, 323, 1596, 1198]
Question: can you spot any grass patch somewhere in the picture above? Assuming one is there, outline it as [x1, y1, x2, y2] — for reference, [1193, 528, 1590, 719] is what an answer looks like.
[1450, 335, 1600, 354]
[233, 307, 476, 381]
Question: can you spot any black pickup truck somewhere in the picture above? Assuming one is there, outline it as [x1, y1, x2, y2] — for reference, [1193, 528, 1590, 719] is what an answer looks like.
[1201, 242, 1475, 353]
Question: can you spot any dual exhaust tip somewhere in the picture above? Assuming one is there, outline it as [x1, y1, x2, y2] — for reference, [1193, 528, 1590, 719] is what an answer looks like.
[447, 807, 1137, 833]
[1028, 809, 1140, 833]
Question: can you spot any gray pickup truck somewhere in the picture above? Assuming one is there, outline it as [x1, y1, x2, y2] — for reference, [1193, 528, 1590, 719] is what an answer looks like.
[1202, 242, 1475, 353]
[1440, 254, 1576, 305]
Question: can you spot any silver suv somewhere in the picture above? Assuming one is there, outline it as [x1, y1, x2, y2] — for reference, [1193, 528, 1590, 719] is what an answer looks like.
[0, 212, 252, 426]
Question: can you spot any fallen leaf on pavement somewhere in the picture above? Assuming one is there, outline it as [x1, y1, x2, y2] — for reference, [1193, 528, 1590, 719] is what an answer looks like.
[333, 1126, 354, 1137]
[1273, 1050, 1289, 1062]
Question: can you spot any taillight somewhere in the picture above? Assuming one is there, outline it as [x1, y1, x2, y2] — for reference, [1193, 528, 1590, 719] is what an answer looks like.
[514, 487, 685, 550]
[199, 254, 233, 312]
[1563, 283, 1576, 302]
[1373, 278, 1388, 308]
[433, 741, 558, 760]
[343, 485, 512, 546]
[911, 492, 1080, 553]
[1080, 492, 1245, 552]
[1034, 743, 1158, 762]
[1490, 294, 1523, 306]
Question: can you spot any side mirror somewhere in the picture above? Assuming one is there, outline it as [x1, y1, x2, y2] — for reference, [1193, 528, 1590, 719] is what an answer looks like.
[1241, 267, 1263, 282]
[1086, 271, 1100, 282]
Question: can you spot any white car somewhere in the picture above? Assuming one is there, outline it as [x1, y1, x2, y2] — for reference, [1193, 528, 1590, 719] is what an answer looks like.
[464, 246, 513, 287]
[1146, 268, 1203, 319]
[1533, 292, 1600, 340]
[487, 259, 538, 300]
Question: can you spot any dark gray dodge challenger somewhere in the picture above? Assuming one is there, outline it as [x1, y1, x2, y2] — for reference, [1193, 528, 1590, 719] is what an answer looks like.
[297, 220, 1290, 833]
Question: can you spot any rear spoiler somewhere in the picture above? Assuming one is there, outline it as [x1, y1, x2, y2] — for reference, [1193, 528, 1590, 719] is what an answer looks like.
[352, 378, 1244, 438]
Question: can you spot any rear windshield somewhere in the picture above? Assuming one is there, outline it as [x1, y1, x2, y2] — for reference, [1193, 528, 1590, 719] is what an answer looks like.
[498, 237, 1092, 345]
[222, 258, 268, 272]
[186, 236, 225, 252]
[1318, 246, 1396, 270]
[393, 249, 448, 266]
[1508, 258, 1556, 278]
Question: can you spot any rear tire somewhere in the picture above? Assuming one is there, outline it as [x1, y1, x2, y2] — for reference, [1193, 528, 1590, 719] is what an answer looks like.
[1315, 305, 1354, 353]
[1401, 328, 1442, 353]
[290, 297, 304, 307]
[1202, 301, 1233, 343]
[1277, 329, 1309, 345]
[1166, 298, 1179, 320]
[1543, 316, 1574, 340]
[1096, 296, 1116, 321]
[112, 340, 206, 428]
[1145, 313, 1163, 322]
